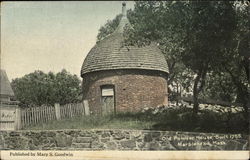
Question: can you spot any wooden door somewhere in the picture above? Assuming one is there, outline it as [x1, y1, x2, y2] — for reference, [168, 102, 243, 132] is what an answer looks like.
[102, 96, 114, 115]
[101, 86, 115, 115]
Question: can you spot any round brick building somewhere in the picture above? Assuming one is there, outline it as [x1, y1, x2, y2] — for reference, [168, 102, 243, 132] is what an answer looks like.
[81, 3, 169, 115]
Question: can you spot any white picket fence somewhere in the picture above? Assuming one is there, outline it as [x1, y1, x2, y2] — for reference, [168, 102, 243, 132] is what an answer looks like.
[59, 103, 85, 119]
[21, 105, 56, 127]
[20, 102, 89, 128]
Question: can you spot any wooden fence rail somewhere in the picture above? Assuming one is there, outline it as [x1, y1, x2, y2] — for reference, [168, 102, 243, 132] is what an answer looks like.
[20, 102, 87, 128]
[60, 103, 84, 119]
[21, 105, 56, 127]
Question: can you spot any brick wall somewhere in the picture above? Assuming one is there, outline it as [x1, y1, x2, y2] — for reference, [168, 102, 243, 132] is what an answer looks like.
[82, 69, 168, 114]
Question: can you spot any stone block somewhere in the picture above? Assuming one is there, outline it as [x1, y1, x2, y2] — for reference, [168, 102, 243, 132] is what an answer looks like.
[100, 138, 110, 143]
[161, 141, 176, 150]
[64, 130, 80, 136]
[225, 140, 248, 150]
[113, 131, 126, 140]
[101, 132, 110, 138]
[74, 137, 92, 143]
[91, 141, 104, 149]
[144, 134, 152, 142]
[148, 142, 161, 150]
[131, 130, 142, 139]
[0, 135, 5, 149]
[79, 131, 93, 137]
[106, 141, 118, 150]
[72, 143, 90, 148]
[151, 131, 161, 138]
[46, 132, 56, 137]
[9, 132, 20, 136]
[120, 140, 136, 149]
[55, 134, 73, 147]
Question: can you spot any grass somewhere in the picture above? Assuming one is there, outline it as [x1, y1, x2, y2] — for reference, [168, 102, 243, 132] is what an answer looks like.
[24, 108, 249, 134]
[25, 115, 155, 130]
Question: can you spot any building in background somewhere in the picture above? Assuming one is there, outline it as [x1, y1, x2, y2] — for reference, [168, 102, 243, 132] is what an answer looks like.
[81, 3, 169, 115]
[0, 69, 20, 130]
[0, 69, 15, 103]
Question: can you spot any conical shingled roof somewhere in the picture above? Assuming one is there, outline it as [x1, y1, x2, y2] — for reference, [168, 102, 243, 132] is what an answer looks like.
[0, 69, 14, 97]
[81, 3, 169, 77]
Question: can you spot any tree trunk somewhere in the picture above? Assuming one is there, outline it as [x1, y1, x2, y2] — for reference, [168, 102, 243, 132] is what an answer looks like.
[192, 66, 208, 116]
[226, 66, 249, 119]
[176, 83, 179, 105]
[237, 86, 249, 121]
[193, 75, 200, 115]
[238, 91, 249, 132]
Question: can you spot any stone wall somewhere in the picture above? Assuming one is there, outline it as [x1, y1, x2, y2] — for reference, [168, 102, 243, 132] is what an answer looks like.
[82, 69, 168, 114]
[0, 129, 248, 150]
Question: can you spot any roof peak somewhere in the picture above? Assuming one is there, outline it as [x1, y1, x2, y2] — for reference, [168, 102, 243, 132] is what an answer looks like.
[122, 2, 127, 17]
[0, 69, 14, 97]
[81, 2, 169, 76]
[113, 2, 131, 34]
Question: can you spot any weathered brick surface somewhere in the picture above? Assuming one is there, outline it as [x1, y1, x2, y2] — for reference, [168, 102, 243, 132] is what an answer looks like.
[82, 69, 168, 114]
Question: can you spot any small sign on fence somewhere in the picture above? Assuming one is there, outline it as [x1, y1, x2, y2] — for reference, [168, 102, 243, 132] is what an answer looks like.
[0, 104, 21, 131]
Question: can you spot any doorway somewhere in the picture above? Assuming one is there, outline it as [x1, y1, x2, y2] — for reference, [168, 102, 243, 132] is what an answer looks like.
[101, 85, 115, 115]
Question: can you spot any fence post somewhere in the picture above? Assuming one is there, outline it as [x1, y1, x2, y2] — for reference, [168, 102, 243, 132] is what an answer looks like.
[54, 103, 61, 120]
[15, 106, 22, 130]
[81, 102, 85, 116]
[69, 104, 73, 118]
[83, 100, 90, 116]
[80, 102, 85, 116]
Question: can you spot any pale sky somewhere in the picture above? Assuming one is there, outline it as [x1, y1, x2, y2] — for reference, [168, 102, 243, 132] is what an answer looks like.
[1, 1, 135, 81]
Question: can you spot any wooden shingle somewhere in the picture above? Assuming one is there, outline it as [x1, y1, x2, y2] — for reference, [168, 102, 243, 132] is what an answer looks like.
[81, 6, 169, 77]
